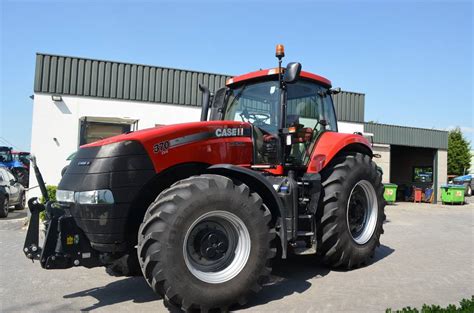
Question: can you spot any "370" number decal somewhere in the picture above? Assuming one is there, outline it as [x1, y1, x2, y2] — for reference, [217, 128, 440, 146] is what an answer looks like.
[153, 141, 170, 154]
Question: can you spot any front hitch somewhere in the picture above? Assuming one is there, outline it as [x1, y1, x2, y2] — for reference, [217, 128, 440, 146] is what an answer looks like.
[23, 198, 102, 269]
[23, 197, 45, 260]
[23, 155, 103, 269]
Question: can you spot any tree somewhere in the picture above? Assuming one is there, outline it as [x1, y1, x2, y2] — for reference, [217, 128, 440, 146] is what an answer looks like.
[447, 127, 471, 175]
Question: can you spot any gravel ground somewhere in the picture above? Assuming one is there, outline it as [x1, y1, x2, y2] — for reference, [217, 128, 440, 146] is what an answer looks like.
[0, 200, 473, 313]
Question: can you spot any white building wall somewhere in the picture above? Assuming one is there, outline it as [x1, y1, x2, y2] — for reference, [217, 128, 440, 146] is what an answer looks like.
[28, 94, 200, 199]
[338, 121, 364, 134]
[372, 144, 391, 183]
[436, 149, 448, 201]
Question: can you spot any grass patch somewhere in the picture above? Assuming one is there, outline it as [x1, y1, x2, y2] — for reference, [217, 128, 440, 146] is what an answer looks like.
[386, 296, 474, 313]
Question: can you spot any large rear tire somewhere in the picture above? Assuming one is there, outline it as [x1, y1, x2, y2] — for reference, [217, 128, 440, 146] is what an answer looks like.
[317, 153, 385, 269]
[137, 174, 276, 311]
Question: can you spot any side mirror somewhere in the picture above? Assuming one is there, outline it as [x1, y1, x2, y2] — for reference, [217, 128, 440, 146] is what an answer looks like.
[283, 62, 302, 84]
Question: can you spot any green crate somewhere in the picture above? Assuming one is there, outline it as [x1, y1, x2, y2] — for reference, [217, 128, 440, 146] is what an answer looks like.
[441, 185, 465, 204]
[383, 183, 398, 203]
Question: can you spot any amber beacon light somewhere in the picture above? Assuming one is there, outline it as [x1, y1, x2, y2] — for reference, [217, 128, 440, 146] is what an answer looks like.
[275, 44, 285, 59]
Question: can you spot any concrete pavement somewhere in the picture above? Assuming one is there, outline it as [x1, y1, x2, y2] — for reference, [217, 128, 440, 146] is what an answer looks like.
[1, 201, 472, 312]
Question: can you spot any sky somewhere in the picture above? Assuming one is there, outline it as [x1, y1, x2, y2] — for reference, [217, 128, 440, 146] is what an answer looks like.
[0, 0, 472, 151]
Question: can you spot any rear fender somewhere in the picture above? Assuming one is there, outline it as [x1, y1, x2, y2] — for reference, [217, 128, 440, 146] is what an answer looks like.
[307, 132, 372, 173]
[206, 164, 288, 258]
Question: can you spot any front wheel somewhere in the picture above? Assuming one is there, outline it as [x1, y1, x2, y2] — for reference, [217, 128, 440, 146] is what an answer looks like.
[465, 183, 472, 197]
[0, 195, 9, 218]
[137, 174, 276, 311]
[317, 153, 385, 269]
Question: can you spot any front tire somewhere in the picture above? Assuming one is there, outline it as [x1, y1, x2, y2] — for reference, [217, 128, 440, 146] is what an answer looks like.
[465, 183, 472, 197]
[137, 174, 276, 311]
[317, 153, 385, 269]
[0, 195, 9, 218]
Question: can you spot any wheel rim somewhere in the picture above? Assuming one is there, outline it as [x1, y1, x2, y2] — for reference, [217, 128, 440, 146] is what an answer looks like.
[346, 180, 378, 245]
[183, 211, 251, 284]
[3, 198, 8, 213]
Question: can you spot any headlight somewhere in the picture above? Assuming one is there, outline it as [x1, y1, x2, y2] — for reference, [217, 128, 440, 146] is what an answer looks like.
[56, 190, 75, 203]
[56, 189, 114, 204]
[75, 190, 115, 204]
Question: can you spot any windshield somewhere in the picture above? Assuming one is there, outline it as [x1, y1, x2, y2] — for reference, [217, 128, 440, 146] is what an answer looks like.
[223, 81, 281, 134]
[222, 79, 338, 166]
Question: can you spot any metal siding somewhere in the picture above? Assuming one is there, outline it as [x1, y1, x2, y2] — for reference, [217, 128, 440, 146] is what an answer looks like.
[148, 67, 155, 101]
[173, 71, 180, 104]
[161, 68, 168, 103]
[185, 72, 192, 104]
[77, 59, 84, 95]
[179, 71, 186, 104]
[97, 61, 105, 97]
[364, 122, 448, 149]
[70, 58, 78, 94]
[142, 66, 149, 101]
[56, 57, 64, 93]
[331, 92, 364, 123]
[90, 61, 98, 97]
[129, 65, 136, 100]
[83, 60, 91, 96]
[49, 56, 57, 93]
[63, 58, 71, 94]
[41, 55, 50, 93]
[34, 54, 43, 92]
[155, 68, 162, 102]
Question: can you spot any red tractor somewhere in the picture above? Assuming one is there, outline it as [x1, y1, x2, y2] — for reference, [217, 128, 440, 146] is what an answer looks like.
[24, 45, 385, 311]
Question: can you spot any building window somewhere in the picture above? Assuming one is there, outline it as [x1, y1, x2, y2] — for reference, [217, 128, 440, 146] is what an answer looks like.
[413, 166, 433, 183]
[79, 117, 138, 145]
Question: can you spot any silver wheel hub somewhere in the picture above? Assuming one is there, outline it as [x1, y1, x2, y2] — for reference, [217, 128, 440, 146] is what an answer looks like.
[346, 180, 378, 245]
[183, 211, 251, 284]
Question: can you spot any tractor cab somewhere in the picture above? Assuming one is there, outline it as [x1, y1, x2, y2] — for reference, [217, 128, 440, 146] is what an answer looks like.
[206, 45, 340, 169]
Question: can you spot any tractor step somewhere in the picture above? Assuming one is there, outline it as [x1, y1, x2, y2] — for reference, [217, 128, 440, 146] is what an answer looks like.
[297, 231, 314, 236]
[291, 240, 317, 255]
[293, 246, 317, 255]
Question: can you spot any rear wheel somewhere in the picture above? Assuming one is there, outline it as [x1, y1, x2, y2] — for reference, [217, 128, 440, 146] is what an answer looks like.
[15, 192, 26, 210]
[317, 153, 385, 269]
[137, 174, 276, 311]
[0, 195, 9, 218]
[464, 183, 472, 197]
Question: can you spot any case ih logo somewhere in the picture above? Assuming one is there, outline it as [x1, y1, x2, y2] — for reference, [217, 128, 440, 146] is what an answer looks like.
[215, 127, 245, 137]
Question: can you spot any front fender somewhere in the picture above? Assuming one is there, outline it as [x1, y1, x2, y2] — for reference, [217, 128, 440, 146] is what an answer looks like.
[307, 132, 372, 173]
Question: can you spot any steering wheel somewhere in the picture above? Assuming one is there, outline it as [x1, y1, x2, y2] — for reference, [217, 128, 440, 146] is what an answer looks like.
[241, 112, 271, 126]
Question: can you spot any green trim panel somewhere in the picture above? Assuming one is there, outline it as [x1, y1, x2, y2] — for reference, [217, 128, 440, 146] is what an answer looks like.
[365, 122, 448, 149]
[34, 53, 231, 107]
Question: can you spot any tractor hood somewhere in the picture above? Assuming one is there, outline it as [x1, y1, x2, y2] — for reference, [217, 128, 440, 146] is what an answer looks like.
[81, 121, 254, 172]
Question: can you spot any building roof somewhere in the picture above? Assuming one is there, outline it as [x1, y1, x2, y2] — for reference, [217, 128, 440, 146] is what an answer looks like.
[365, 122, 448, 149]
[33, 53, 365, 123]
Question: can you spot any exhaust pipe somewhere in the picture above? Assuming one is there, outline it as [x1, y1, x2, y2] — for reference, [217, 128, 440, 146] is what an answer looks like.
[199, 84, 210, 121]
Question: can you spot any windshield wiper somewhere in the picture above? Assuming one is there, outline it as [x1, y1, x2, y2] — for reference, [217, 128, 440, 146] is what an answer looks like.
[224, 85, 248, 116]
